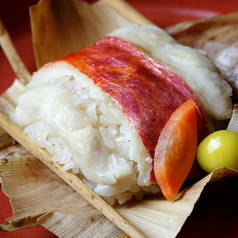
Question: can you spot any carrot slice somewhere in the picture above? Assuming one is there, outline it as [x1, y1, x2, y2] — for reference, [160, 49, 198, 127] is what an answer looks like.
[154, 99, 197, 201]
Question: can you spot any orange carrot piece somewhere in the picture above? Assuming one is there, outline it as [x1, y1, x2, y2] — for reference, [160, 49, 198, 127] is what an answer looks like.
[154, 99, 197, 201]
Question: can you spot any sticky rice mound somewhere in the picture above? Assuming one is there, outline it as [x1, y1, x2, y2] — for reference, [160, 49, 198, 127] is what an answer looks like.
[13, 61, 160, 205]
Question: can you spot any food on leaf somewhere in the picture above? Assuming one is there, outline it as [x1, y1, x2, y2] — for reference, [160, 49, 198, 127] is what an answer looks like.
[12, 25, 231, 203]
[111, 25, 233, 121]
[197, 130, 238, 173]
[154, 99, 197, 201]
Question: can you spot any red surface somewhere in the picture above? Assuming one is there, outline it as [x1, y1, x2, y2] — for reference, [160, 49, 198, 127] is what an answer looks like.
[1, 0, 238, 238]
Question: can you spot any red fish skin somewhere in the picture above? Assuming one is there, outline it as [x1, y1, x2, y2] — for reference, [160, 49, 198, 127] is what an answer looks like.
[53, 36, 210, 182]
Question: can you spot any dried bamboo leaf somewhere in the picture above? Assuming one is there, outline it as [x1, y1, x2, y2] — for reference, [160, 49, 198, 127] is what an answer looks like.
[166, 12, 238, 101]
[30, 0, 154, 69]
[227, 104, 238, 132]
[38, 211, 124, 238]
[101, 0, 153, 26]
[0, 127, 15, 150]
[0, 216, 40, 232]
[0, 126, 32, 160]
[166, 12, 238, 35]
[30, 0, 133, 68]
[0, 143, 32, 160]
[0, 156, 94, 218]
[0, 19, 31, 84]
[0, 156, 123, 237]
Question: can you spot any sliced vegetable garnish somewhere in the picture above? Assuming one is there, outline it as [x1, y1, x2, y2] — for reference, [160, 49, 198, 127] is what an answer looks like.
[154, 99, 197, 201]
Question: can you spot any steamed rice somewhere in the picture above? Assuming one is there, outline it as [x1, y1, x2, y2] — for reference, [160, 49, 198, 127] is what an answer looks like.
[13, 62, 160, 205]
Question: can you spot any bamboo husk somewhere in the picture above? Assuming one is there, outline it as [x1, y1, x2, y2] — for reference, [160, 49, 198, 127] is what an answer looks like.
[1, 0, 238, 238]
[228, 104, 238, 132]
[30, 0, 153, 69]
[0, 156, 124, 237]
[0, 19, 31, 84]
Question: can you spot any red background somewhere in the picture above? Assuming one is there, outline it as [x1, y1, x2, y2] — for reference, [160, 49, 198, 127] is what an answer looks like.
[1, 0, 238, 237]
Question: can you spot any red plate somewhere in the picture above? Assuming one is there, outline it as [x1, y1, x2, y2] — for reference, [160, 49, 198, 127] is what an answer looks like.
[1, 0, 238, 237]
